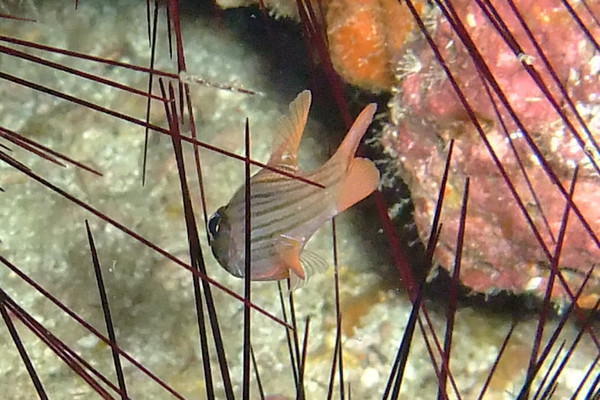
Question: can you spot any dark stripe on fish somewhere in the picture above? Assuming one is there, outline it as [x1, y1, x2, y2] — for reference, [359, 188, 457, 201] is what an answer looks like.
[251, 192, 334, 244]
[250, 172, 339, 229]
[249, 165, 339, 206]
[245, 163, 341, 214]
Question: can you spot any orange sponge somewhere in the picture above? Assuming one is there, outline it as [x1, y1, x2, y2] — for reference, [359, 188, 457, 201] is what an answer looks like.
[326, 0, 423, 92]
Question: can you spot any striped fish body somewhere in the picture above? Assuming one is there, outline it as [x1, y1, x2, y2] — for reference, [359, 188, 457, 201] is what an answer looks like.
[208, 90, 380, 287]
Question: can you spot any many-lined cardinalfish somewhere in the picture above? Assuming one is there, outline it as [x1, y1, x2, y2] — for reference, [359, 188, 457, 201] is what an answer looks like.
[208, 90, 380, 288]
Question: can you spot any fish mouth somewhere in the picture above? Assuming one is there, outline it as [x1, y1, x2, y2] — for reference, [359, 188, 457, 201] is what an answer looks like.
[227, 260, 244, 278]
[231, 267, 244, 278]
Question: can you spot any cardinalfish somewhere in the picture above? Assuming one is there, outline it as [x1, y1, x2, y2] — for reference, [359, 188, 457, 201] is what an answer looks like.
[207, 90, 380, 288]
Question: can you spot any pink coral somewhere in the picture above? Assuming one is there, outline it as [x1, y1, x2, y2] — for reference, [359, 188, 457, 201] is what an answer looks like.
[383, 0, 600, 306]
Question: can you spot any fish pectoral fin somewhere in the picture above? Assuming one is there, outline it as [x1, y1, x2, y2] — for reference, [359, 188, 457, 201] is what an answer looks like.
[336, 157, 380, 213]
[289, 250, 328, 290]
[300, 249, 329, 278]
[276, 236, 306, 281]
[289, 270, 305, 290]
[268, 90, 311, 169]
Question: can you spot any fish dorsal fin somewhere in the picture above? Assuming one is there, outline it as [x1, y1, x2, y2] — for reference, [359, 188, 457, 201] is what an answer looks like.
[268, 90, 312, 169]
[277, 235, 306, 283]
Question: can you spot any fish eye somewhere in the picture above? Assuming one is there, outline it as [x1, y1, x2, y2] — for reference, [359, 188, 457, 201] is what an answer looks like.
[207, 211, 221, 243]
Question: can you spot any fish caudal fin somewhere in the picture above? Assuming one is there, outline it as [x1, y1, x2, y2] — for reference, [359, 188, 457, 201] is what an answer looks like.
[336, 157, 380, 213]
[333, 103, 377, 166]
[327, 102, 380, 213]
[318, 102, 377, 182]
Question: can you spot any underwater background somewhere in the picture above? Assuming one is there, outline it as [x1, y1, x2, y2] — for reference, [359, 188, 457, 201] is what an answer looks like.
[1, 1, 599, 399]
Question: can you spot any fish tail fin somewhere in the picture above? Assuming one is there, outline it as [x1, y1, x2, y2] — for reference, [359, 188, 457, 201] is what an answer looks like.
[324, 103, 379, 212]
[336, 157, 380, 213]
[332, 103, 377, 167]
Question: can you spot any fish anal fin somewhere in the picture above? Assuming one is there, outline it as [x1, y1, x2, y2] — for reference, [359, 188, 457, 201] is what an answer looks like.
[276, 236, 306, 281]
[268, 90, 312, 168]
[337, 157, 380, 213]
